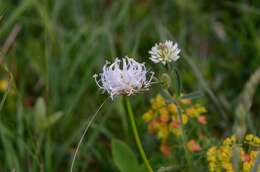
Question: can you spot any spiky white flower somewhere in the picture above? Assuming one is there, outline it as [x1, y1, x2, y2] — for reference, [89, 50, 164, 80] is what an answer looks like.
[94, 57, 154, 99]
[149, 40, 181, 65]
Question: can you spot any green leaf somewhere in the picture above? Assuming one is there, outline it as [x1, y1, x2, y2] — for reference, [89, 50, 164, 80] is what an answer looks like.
[138, 164, 148, 172]
[34, 97, 47, 129]
[47, 111, 63, 127]
[179, 91, 204, 100]
[112, 139, 141, 172]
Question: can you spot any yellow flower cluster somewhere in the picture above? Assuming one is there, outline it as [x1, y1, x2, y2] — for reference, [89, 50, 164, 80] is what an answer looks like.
[142, 94, 207, 156]
[244, 134, 260, 147]
[207, 134, 260, 172]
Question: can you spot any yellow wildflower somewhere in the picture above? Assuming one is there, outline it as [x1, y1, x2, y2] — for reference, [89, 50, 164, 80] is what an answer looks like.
[171, 128, 182, 136]
[167, 103, 177, 113]
[245, 134, 260, 147]
[196, 105, 207, 113]
[151, 95, 166, 110]
[223, 162, 234, 172]
[245, 134, 254, 142]
[157, 125, 169, 140]
[182, 114, 188, 125]
[142, 110, 154, 122]
[207, 146, 220, 172]
[207, 146, 217, 161]
[143, 93, 207, 155]
[223, 135, 236, 147]
[243, 162, 252, 172]
[159, 108, 169, 123]
[185, 107, 197, 117]
[207, 134, 260, 172]
[241, 150, 258, 172]
[250, 150, 257, 159]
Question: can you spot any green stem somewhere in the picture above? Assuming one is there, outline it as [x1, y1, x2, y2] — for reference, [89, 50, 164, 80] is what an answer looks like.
[126, 98, 154, 172]
[176, 101, 193, 171]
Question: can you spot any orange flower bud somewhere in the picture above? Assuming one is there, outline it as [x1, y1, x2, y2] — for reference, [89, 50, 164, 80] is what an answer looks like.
[197, 115, 207, 125]
[159, 108, 169, 123]
[187, 139, 202, 152]
[148, 120, 159, 133]
[160, 144, 171, 157]
[171, 120, 180, 129]
[180, 98, 192, 105]
[241, 152, 251, 163]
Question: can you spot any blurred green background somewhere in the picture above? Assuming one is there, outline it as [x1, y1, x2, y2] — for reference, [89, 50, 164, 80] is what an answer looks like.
[0, 0, 260, 171]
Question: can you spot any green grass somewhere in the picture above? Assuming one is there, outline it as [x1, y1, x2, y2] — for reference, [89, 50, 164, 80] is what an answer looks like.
[0, 0, 260, 171]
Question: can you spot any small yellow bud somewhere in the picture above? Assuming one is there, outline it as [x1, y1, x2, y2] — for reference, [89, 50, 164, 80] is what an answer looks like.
[142, 110, 154, 122]
[0, 80, 8, 92]
[167, 104, 177, 113]
[245, 134, 254, 141]
[151, 95, 166, 110]
[182, 114, 188, 125]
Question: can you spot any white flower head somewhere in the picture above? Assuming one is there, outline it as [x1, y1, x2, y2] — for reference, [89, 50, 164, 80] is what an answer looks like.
[149, 40, 181, 65]
[94, 57, 154, 99]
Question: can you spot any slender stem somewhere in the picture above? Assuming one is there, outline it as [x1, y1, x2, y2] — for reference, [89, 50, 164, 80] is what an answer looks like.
[175, 101, 193, 171]
[70, 97, 109, 172]
[126, 98, 154, 172]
